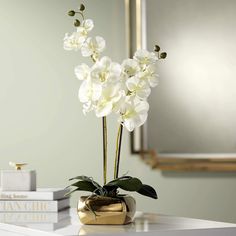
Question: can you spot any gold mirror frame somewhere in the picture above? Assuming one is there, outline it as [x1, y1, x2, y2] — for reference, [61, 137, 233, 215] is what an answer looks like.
[127, 0, 236, 171]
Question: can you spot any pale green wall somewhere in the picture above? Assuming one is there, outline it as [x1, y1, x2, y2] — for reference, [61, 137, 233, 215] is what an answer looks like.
[0, 0, 236, 224]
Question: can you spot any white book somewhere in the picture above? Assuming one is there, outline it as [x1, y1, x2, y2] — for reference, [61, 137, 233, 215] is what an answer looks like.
[0, 198, 70, 212]
[0, 188, 69, 200]
[0, 209, 70, 223]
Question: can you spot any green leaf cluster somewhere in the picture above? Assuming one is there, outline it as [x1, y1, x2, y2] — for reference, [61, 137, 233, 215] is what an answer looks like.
[66, 175, 157, 199]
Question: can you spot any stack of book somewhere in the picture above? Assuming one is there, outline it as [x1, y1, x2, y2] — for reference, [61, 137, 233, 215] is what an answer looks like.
[0, 188, 70, 231]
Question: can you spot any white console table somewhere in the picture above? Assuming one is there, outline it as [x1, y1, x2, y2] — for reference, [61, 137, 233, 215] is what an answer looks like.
[0, 208, 236, 236]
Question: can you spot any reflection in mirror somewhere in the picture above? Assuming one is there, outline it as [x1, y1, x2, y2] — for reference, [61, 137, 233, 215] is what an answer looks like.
[143, 0, 236, 170]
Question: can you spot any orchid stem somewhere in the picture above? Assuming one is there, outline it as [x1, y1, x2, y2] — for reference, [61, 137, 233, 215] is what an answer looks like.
[102, 117, 108, 185]
[75, 11, 84, 20]
[114, 124, 123, 179]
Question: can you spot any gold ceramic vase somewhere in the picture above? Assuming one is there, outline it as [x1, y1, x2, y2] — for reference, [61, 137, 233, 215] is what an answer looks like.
[78, 195, 136, 225]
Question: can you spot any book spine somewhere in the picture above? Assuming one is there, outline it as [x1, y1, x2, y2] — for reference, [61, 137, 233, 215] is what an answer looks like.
[0, 190, 68, 201]
[0, 201, 60, 212]
[0, 212, 69, 223]
[0, 193, 53, 201]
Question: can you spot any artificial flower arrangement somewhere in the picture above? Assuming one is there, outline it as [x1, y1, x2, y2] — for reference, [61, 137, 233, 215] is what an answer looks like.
[63, 4, 166, 225]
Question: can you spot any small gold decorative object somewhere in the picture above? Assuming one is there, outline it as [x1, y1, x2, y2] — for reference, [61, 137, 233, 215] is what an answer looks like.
[9, 162, 27, 170]
[78, 195, 136, 225]
[1, 162, 36, 191]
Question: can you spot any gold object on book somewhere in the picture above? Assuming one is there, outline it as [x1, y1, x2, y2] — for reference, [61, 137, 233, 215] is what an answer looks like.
[78, 195, 136, 225]
[9, 162, 27, 170]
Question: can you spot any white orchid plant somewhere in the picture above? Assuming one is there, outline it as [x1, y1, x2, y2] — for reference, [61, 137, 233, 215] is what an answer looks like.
[64, 4, 166, 200]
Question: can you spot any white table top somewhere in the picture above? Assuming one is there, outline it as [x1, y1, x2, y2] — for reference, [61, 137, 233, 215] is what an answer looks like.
[0, 208, 236, 236]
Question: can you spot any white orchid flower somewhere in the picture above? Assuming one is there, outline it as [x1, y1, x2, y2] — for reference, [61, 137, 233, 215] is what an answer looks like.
[82, 101, 93, 115]
[82, 19, 94, 32]
[119, 97, 149, 132]
[91, 56, 122, 84]
[81, 36, 106, 57]
[95, 84, 124, 117]
[63, 31, 86, 51]
[126, 76, 151, 100]
[63, 19, 94, 51]
[145, 64, 159, 87]
[79, 79, 102, 104]
[135, 65, 159, 88]
[134, 49, 158, 67]
[76, 19, 94, 38]
[122, 58, 140, 77]
[74, 63, 90, 80]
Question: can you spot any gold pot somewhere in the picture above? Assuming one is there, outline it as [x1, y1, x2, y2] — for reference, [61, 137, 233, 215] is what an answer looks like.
[78, 195, 136, 225]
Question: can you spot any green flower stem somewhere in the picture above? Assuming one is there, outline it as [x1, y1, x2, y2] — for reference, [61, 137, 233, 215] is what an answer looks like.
[102, 117, 108, 185]
[114, 124, 123, 179]
[75, 11, 84, 20]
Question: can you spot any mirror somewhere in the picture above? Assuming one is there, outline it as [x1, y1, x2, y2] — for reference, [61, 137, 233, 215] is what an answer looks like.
[131, 0, 236, 171]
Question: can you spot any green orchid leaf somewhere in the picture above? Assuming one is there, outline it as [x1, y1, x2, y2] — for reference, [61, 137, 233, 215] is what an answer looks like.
[104, 176, 133, 189]
[137, 184, 158, 199]
[69, 175, 102, 189]
[71, 181, 98, 193]
[69, 175, 95, 182]
[106, 177, 142, 192]
[103, 185, 118, 196]
[64, 188, 79, 197]
[107, 176, 132, 183]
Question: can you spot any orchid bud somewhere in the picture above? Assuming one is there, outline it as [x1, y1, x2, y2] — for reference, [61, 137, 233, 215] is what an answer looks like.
[160, 52, 167, 59]
[154, 45, 160, 52]
[74, 19, 81, 27]
[80, 4, 85, 11]
[68, 10, 75, 16]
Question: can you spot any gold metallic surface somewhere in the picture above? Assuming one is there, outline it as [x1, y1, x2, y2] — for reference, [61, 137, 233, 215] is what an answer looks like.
[9, 162, 27, 170]
[78, 195, 136, 225]
[135, 0, 142, 50]
[102, 117, 108, 185]
[125, 0, 131, 57]
[114, 124, 124, 179]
